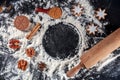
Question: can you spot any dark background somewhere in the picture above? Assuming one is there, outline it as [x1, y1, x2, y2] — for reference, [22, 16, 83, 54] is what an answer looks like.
[1, 0, 120, 33]
[91, 0, 120, 34]
[0, 0, 120, 80]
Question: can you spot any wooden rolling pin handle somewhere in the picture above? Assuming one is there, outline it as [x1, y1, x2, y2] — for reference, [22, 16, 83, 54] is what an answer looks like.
[66, 62, 84, 77]
[35, 8, 50, 13]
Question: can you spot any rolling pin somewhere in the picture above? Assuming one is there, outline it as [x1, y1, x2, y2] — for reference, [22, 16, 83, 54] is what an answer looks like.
[66, 28, 120, 77]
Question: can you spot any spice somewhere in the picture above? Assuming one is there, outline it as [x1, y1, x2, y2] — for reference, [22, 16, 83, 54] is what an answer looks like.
[26, 23, 41, 40]
[38, 62, 46, 71]
[18, 59, 28, 71]
[9, 39, 21, 50]
[26, 47, 35, 57]
[35, 7, 62, 19]
[48, 7, 62, 19]
[0, 6, 3, 13]
[14, 16, 30, 31]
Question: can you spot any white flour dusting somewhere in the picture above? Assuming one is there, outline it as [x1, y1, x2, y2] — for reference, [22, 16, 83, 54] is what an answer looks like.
[97, 54, 120, 71]
[0, 0, 118, 80]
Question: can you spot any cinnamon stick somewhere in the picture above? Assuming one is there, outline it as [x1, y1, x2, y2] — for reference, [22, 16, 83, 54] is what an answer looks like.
[26, 23, 41, 40]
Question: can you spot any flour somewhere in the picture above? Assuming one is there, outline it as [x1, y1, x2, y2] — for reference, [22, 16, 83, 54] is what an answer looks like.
[0, 0, 117, 80]
[97, 54, 120, 71]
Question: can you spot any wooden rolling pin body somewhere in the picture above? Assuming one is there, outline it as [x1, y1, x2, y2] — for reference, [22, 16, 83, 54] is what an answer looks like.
[81, 28, 120, 68]
[67, 28, 120, 77]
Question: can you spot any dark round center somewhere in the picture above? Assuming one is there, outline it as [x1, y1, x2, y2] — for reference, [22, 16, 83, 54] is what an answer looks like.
[42, 22, 80, 59]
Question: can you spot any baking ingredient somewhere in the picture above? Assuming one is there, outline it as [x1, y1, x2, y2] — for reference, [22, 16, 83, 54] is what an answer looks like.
[9, 39, 21, 50]
[26, 47, 35, 57]
[14, 16, 30, 31]
[26, 23, 41, 40]
[18, 59, 28, 71]
[38, 62, 47, 71]
[0, 0, 116, 80]
[0, 6, 3, 13]
[35, 7, 62, 19]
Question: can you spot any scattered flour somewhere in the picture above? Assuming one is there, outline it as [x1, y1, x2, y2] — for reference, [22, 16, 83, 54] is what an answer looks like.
[0, 0, 118, 80]
[97, 54, 120, 71]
